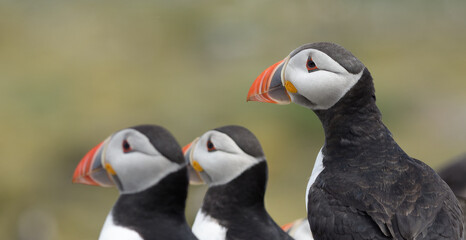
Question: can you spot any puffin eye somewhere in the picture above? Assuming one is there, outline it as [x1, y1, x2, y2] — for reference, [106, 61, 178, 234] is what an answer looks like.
[122, 140, 132, 153]
[306, 57, 318, 72]
[207, 140, 216, 152]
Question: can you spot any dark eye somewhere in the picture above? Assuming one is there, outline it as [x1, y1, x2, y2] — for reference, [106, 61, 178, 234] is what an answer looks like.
[306, 57, 318, 72]
[207, 140, 216, 152]
[122, 140, 132, 153]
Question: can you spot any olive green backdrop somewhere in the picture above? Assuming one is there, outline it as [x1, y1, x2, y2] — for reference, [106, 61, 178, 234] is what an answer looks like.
[1, 0, 465, 239]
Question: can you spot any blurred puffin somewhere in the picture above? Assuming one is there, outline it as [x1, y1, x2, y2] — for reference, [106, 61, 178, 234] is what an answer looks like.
[182, 125, 294, 240]
[247, 42, 464, 239]
[72, 125, 198, 240]
[438, 153, 466, 222]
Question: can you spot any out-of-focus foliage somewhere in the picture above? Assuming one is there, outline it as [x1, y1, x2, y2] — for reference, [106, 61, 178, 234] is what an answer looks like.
[1, 0, 465, 239]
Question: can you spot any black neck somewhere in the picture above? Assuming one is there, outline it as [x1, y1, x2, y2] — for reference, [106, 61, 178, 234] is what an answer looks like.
[201, 161, 293, 240]
[202, 161, 268, 216]
[112, 167, 196, 240]
[314, 69, 402, 158]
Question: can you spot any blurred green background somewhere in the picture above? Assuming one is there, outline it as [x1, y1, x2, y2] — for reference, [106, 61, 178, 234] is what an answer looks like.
[1, 0, 465, 239]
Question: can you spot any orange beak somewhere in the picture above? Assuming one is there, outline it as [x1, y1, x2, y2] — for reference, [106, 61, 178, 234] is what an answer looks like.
[246, 58, 291, 104]
[72, 139, 115, 187]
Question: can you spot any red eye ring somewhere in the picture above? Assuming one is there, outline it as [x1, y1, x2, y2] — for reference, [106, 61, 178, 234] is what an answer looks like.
[306, 57, 318, 72]
[207, 140, 216, 152]
[122, 140, 132, 153]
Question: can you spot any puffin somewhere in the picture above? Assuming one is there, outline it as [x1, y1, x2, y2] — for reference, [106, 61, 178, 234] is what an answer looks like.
[72, 125, 198, 240]
[247, 42, 464, 239]
[182, 125, 294, 240]
[438, 153, 466, 222]
[284, 152, 466, 240]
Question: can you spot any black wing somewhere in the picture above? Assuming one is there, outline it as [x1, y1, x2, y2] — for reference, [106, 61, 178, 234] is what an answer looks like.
[308, 157, 463, 240]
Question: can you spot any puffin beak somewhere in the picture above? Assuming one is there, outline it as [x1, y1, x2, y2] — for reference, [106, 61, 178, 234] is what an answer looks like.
[247, 58, 291, 104]
[182, 138, 205, 185]
[72, 138, 115, 187]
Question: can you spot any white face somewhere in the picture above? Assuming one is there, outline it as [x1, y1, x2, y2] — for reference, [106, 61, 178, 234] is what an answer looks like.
[103, 129, 183, 194]
[190, 130, 263, 186]
[283, 48, 364, 110]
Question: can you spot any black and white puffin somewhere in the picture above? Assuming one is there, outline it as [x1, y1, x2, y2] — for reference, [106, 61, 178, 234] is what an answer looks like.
[182, 125, 294, 240]
[72, 125, 198, 240]
[247, 42, 464, 239]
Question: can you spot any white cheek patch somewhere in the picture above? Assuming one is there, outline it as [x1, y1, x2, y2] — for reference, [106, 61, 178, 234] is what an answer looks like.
[126, 133, 160, 155]
[296, 70, 361, 110]
[113, 154, 182, 194]
[106, 130, 183, 194]
[310, 50, 348, 73]
[192, 210, 227, 240]
[192, 131, 262, 186]
[209, 132, 243, 154]
[285, 49, 364, 110]
[99, 212, 143, 240]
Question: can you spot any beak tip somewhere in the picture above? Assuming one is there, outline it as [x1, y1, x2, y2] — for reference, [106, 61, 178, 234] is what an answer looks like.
[72, 169, 81, 184]
[71, 178, 84, 185]
[71, 176, 83, 184]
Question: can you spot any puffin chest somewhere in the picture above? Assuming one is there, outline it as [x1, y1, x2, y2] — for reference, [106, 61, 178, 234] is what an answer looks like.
[99, 212, 143, 240]
[192, 210, 227, 240]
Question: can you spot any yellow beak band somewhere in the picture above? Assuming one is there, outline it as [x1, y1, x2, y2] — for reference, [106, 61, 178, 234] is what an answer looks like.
[284, 81, 298, 93]
[191, 160, 204, 172]
[105, 163, 117, 176]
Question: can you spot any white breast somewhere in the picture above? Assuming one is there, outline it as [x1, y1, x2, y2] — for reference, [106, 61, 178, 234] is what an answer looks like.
[192, 210, 227, 240]
[306, 147, 324, 210]
[99, 212, 143, 240]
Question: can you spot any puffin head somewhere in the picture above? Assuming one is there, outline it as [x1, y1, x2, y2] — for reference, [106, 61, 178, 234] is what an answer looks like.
[72, 125, 186, 194]
[247, 42, 366, 110]
[182, 125, 265, 186]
